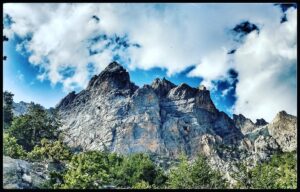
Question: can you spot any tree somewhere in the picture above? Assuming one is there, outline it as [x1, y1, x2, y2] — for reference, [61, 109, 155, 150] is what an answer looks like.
[167, 154, 228, 189]
[60, 151, 118, 189]
[3, 133, 27, 159]
[115, 153, 167, 188]
[251, 152, 296, 189]
[190, 155, 228, 189]
[3, 91, 14, 129]
[167, 154, 193, 188]
[231, 162, 253, 189]
[57, 151, 167, 189]
[232, 152, 297, 189]
[132, 181, 151, 189]
[8, 102, 60, 151]
[27, 138, 72, 162]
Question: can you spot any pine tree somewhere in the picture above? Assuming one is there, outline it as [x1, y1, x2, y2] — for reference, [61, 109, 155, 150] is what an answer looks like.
[8, 102, 60, 151]
[3, 91, 14, 129]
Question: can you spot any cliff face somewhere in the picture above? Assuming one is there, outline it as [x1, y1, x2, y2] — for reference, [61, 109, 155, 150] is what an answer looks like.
[56, 62, 296, 172]
[57, 62, 244, 158]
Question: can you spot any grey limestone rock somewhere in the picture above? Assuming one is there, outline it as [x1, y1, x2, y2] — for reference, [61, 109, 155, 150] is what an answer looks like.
[3, 156, 48, 189]
[267, 111, 297, 152]
[57, 62, 243, 158]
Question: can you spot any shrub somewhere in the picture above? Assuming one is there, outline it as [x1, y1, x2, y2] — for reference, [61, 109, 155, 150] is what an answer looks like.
[3, 133, 27, 159]
[167, 154, 228, 189]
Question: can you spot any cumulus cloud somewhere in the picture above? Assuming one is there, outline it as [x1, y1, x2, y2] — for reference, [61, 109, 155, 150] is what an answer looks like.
[233, 7, 297, 121]
[3, 3, 297, 121]
[187, 47, 232, 89]
[3, 3, 282, 91]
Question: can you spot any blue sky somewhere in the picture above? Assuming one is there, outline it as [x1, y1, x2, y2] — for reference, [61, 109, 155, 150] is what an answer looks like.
[3, 3, 297, 121]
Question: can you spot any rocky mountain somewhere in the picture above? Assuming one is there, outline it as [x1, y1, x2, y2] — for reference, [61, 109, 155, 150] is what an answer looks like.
[233, 114, 268, 134]
[3, 62, 297, 188]
[55, 62, 297, 183]
[13, 101, 31, 116]
[57, 62, 243, 157]
[12, 101, 52, 117]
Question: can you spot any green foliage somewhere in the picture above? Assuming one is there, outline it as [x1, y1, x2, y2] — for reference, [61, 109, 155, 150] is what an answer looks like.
[232, 152, 297, 189]
[57, 151, 167, 189]
[132, 180, 151, 189]
[167, 154, 228, 189]
[232, 162, 252, 189]
[7, 103, 60, 151]
[191, 155, 227, 188]
[60, 151, 121, 189]
[3, 133, 27, 159]
[115, 153, 167, 188]
[3, 91, 14, 129]
[40, 171, 66, 189]
[27, 138, 72, 162]
[251, 152, 297, 189]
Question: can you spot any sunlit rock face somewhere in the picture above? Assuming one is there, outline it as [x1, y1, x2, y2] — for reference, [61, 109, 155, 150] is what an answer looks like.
[56, 62, 243, 158]
[267, 111, 297, 152]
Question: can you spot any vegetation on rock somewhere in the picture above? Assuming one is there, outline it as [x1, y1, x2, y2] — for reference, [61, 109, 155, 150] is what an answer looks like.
[7, 103, 60, 151]
[167, 154, 228, 189]
[232, 151, 297, 189]
[3, 133, 27, 159]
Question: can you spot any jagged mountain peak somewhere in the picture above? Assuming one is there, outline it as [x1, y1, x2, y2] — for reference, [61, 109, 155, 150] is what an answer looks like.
[255, 118, 268, 126]
[267, 111, 297, 152]
[233, 114, 248, 121]
[151, 77, 176, 97]
[103, 61, 125, 72]
[271, 110, 296, 127]
[167, 83, 198, 100]
[86, 61, 138, 93]
[273, 110, 292, 121]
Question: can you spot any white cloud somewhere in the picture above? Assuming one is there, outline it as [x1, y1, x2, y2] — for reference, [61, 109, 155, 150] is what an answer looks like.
[233, 8, 297, 122]
[3, 3, 297, 120]
[3, 3, 282, 92]
[187, 48, 232, 89]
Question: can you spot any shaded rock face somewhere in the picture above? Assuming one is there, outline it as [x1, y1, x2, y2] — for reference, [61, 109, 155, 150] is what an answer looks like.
[3, 156, 48, 189]
[57, 62, 243, 158]
[56, 91, 76, 110]
[151, 77, 176, 97]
